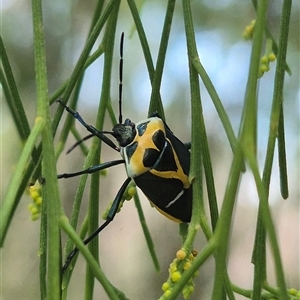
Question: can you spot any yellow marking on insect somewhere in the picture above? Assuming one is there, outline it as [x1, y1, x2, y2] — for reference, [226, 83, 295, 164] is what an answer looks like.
[150, 139, 190, 189]
[125, 118, 166, 177]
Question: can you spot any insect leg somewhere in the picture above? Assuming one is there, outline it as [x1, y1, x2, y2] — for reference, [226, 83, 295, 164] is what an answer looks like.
[57, 99, 120, 152]
[62, 177, 132, 271]
[66, 133, 94, 154]
[57, 159, 124, 179]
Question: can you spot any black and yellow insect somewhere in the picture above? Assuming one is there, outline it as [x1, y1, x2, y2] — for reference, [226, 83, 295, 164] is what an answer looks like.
[59, 33, 192, 270]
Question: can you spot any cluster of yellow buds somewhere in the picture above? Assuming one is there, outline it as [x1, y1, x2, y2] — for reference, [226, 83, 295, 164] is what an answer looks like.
[161, 249, 198, 299]
[101, 181, 136, 220]
[243, 20, 256, 40]
[243, 20, 277, 78]
[27, 182, 42, 221]
[258, 51, 276, 78]
[287, 288, 300, 299]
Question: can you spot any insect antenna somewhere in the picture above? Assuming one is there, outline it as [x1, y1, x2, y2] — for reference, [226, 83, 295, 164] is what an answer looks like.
[118, 32, 124, 124]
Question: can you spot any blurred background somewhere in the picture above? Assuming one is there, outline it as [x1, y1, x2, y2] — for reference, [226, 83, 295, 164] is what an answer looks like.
[1, 0, 299, 299]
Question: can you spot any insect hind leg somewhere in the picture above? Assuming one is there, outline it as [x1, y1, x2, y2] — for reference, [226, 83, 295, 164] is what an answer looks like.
[62, 177, 132, 271]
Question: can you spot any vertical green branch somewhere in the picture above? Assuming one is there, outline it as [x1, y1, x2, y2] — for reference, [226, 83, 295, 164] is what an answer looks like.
[0, 120, 45, 243]
[84, 3, 121, 299]
[0, 35, 42, 245]
[148, 0, 176, 119]
[181, 0, 203, 230]
[127, 0, 164, 116]
[31, 0, 62, 299]
[245, 3, 271, 297]
[0, 37, 33, 144]
[211, 0, 272, 297]
[252, 0, 291, 299]
[262, 0, 291, 196]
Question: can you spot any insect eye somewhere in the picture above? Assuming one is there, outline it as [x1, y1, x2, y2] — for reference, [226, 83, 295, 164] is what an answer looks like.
[124, 118, 132, 125]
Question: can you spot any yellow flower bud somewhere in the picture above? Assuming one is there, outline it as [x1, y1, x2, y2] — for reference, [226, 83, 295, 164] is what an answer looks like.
[176, 249, 186, 260]
[162, 282, 170, 292]
[183, 261, 192, 270]
[268, 53, 276, 62]
[171, 271, 181, 282]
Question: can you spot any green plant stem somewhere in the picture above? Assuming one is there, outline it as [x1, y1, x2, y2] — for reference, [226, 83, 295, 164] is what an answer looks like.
[251, 0, 291, 76]
[127, 0, 163, 116]
[0, 146, 43, 245]
[51, 0, 116, 136]
[212, 147, 244, 300]
[0, 37, 41, 241]
[181, 6, 220, 234]
[84, 4, 120, 298]
[181, 0, 203, 230]
[277, 107, 288, 199]
[0, 37, 34, 145]
[49, 43, 105, 105]
[160, 238, 217, 300]
[231, 283, 253, 298]
[126, 0, 154, 81]
[244, 150, 289, 300]
[191, 59, 242, 171]
[60, 216, 120, 300]
[31, 0, 62, 298]
[61, 172, 89, 295]
[55, 1, 107, 160]
[133, 192, 160, 272]
[62, 215, 92, 299]
[148, 0, 177, 118]
[0, 119, 45, 241]
[182, 0, 225, 297]
[252, 0, 291, 299]
[262, 0, 291, 196]
[39, 188, 47, 300]
[246, 1, 271, 297]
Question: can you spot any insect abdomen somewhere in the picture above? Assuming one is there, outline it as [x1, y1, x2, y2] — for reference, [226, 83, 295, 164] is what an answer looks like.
[134, 139, 192, 222]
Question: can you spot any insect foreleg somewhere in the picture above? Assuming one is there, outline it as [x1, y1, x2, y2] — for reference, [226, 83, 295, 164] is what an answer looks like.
[57, 160, 125, 179]
[57, 99, 119, 151]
